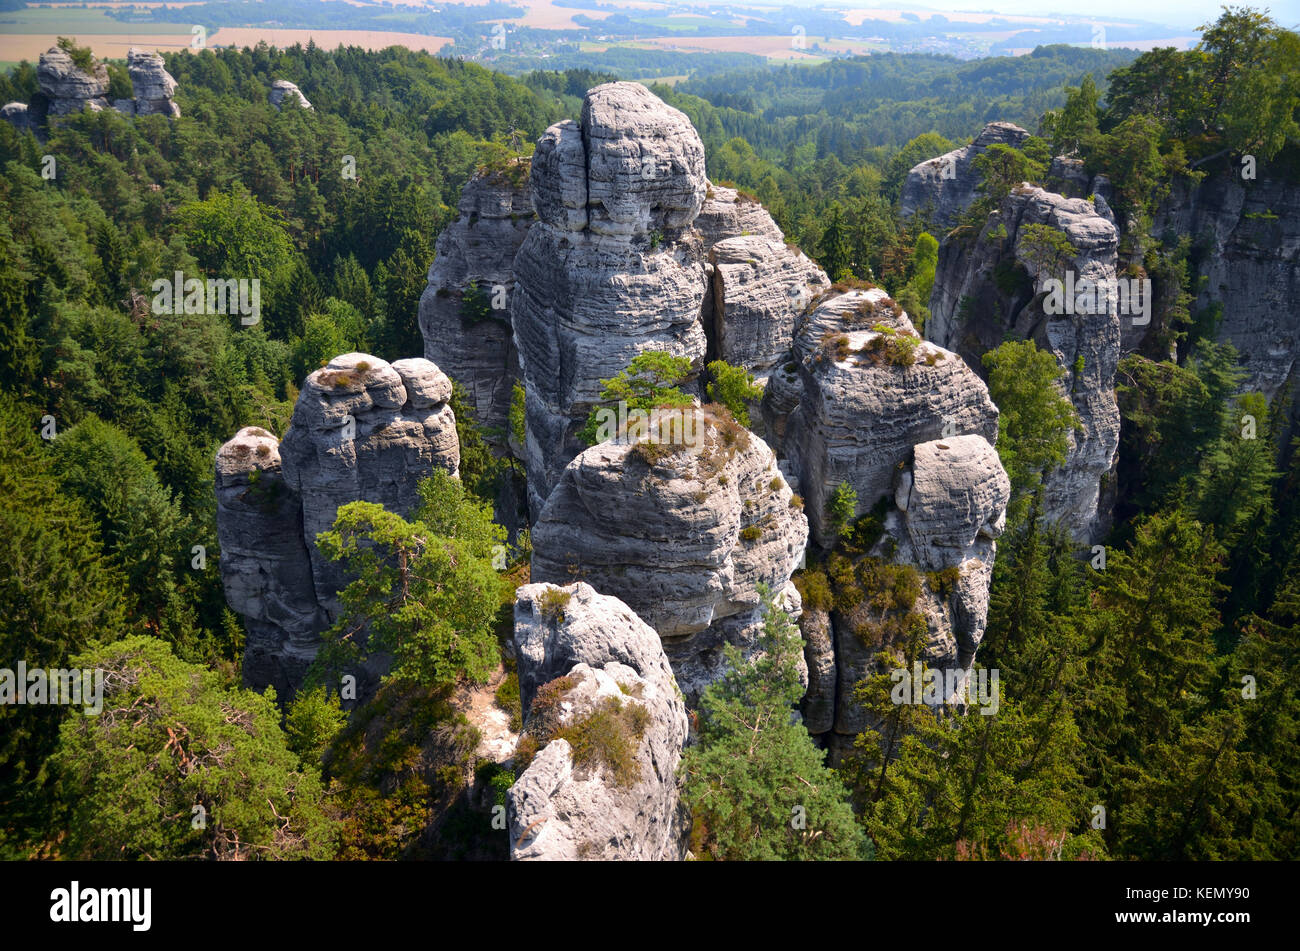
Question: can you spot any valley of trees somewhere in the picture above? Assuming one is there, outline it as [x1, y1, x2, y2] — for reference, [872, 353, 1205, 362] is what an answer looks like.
[0, 7, 1297, 861]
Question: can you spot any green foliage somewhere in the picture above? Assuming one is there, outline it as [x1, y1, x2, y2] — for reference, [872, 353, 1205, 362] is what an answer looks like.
[969, 143, 1046, 218]
[827, 481, 858, 542]
[56, 37, 95, 73]
[448, 380, 500, 502]
[0, 398, 129, 855]
[284, 686, 347, 770]
[681, 585, 865, 860]
[53, 636, 337, 859]
[982, 339, 1079, 526]
[494, 671, 523, 733]
[705, 359, 761, 427]
[311, 470, 504, 691]
[556, 695, 650, 788]
[578, 351, 693, 446]
[508, 381, 526, 448]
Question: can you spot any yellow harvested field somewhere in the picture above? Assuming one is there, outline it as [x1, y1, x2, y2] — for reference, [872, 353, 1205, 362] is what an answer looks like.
[0, 34, 193, 61]
[0, 29, 453, 62]
[209, 28, 452, 52]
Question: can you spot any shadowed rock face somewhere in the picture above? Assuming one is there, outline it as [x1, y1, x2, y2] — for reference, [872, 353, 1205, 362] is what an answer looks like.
[900, 121, 1030, 228]
[216, 427, 325, 696]
[0, 102, 34, 134]
[928, 185, 1121, 538]
[529, 405, 808, 703]
[509, 582, 689, 861]
[216, 354, 460, 694]
[1152, 171, 1300, 434]
[418, 161, 534, 440]
[37, 47, 109, 116]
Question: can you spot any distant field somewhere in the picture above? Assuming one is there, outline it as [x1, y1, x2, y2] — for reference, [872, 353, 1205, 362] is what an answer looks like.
[209, 28, 453, 53]
[0, 6, 194, 31]
[0, 21, 453, 63]
[0, 34, 192, 62]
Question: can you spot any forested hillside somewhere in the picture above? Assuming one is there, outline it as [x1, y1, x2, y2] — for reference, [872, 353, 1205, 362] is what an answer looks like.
[0, 10, 1297, 863]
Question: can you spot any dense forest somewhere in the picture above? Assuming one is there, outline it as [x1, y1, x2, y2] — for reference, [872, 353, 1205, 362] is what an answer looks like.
[0, 7, 1297, 861]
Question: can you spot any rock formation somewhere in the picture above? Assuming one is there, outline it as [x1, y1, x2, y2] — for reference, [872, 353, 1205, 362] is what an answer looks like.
[512, 82, 711, 513]
[37, 46, 109, 116]
[757, 284, 1009, 754]
[269, 79, 312, 111]
[507, 82, 828, 515]
[900, 121, 1030, 228]
[216, 354, 460, 692]
[777, 287, 1001, 548]
[928, 185, 1122, 537]
[1152, 169, 1300, 423]
[417, 160, 534, 440]
[215, 427, 326, 695]
[529, 404, 808, 703]
[123, 48, 180, 117]
[508, 582, 688, 861]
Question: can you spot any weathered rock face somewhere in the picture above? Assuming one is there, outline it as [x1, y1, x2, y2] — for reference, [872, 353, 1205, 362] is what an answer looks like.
[511, 82, 828, 515]
[708, 234, 829, 381]
[279, 353, 460, 616]
[37, 47, 109, 116]
[215, 427, 325, 695]
[269, 79, 312, 111]
[900, 121, 1030, 228]
[126, 48, 180, 117]
[1152, 169, 1300, 421]
[216, 354, 460, 693]
[530, 405, 808, 702]
[808, 434, 1008, 757]
[757, 283, 1009, 752]
[418, 162, 534, 439]
[513, 83, 712, 513]
[778, 288, 1000, 549]
[928, 185, 1122, 537]
[508, 582, 688, 861]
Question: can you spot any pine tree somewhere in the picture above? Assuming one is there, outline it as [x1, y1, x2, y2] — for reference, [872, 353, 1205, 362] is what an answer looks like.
[681, 585, 865, 860]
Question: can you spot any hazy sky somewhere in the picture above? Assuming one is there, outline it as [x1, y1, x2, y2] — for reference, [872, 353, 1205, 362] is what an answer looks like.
[827, 1, 1300, 31]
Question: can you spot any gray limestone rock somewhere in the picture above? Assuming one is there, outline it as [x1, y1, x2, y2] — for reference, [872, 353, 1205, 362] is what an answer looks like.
[418, 161, 534, 440]
[127, 48, 180, 117]
[928, 184, 1121, 538]
[215, 427, 325, 694]
[0, 102, 35, 134]
[279, 353, 460, 618]
[269, 79, 312, 111]
[216, 354, 462, 695]
[529, 405, 808, 702]
[900, 121, 1030, 228]
[37, 47, 109, 116]
[508, 582, 688, 860]
[780, 288, 1000, 549]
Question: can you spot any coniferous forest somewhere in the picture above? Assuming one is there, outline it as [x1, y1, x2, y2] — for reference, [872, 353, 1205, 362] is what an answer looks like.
[0, 5, 1297, 893]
